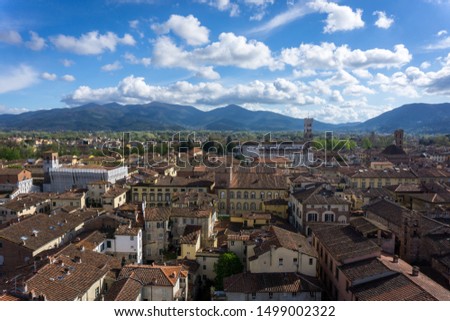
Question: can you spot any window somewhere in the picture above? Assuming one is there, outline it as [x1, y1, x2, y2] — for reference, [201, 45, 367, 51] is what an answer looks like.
[251, 293, 256, 300]
[231, 241, 235, 246]
[107, 240, 112, 248]
[220, 191, 225, 199]
[278, 258, 283, 266]
[250, 202, 256, 211]
[203, 265, 206, 270]
[251, 192, 255, 199]
[307, 213, 318, 222]
[203, 256, 206, 261]
[309, 258, 314, 265]
[260, 192, 265, 199]
[95, 287, 100, 298]
[244, 192, 249, 199]
[293, 258, 298, 265]
[230, 191, 234, 199]
[0, 242, 2, 248]
[236, 203, 242, 210]
[324, 213, 334, 222]
[130, 236, 134, 241]
[237, 192, 242, 199]
[269, 292, 273, 299]
[243, 203, 249, 210]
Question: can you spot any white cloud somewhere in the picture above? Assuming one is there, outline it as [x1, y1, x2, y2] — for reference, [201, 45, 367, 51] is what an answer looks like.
[194, 32, 281, 70]
[0, 104, 29, 115]
[0, 64, 39, 94]
[420, 61, 431, 69]
[343, 84, 375, 96]
[152, 33, 280, 79]
[129, 20, 139, 29]
[62, 75, 324, 107]
[244, 0, 274, 5]
[373, 11, 394, 29]
[50, 31, 136, 55]
[352, 69, 373, 79]
[124, 52, 151, 67]
[426, 36, 450, 50]
[61, 59, 75, 67]
[281, 42, 411, 70]
[437, 29, 447, 37]
[293, 69, 317, 78]
[41, 72, 57, 81]
[308, 0, 364, 33]
[61, 74, 76, 82]
[152, 15, 210, 46]
[0, 30, 22, 44]
[250, 3, 312, 34]
[25, 31, 46, 50]
[244, 0, 274, 21]
[197, 0, 240, 17]
[101, 61, 123, 71]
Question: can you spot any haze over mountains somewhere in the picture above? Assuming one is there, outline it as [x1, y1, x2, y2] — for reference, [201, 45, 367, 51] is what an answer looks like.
[0, 102, 448, 134]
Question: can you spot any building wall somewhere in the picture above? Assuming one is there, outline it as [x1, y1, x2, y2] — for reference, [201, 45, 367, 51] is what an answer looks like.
[226, 291, 321, 301]
[142, 283, 178, 301]
[0, 238, 34, 272]
[180, 238, 200, 260]
[217, 188, 288, 216]
[51, 194, 86, 210]
[132, 185, 208, 206]
[196, 253, 220, 281]
[79, 275, 107, 301]
[247, 247, 316, 277]
[107, 230, 143, 264]
[102, 193, 127, 210]
[47, 167, 128, 193]
[143, 220, 169, 262]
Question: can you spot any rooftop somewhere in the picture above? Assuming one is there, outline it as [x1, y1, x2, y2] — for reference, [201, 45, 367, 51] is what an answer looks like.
[119, 264, 183, 287]
[312, 224, 380, 264]
[351, 273, 437, 301]
[224, 272, 321, 294]
[0, 209, 101, 251]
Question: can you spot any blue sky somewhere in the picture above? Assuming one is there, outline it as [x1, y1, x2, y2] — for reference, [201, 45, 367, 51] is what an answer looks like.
[0, 0, 450, 123]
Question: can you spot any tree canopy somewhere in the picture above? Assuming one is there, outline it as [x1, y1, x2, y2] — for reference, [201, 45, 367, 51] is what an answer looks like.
[213, 252, 243, 290]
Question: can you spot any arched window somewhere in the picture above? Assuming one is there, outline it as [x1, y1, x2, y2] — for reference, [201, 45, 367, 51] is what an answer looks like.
[260, 192, 265, 199]
[267, 192, 272, 199]
[307, 212, 318, 222]
[275, 192, 279, 199]
[230, 191, 235, 199]
[324, 213, 335, 222]
[230, 203, 235, 210]
[244, 192, 249, 199]
[243, 202, 249, 210]
[220, 191, 225, 199]
[236, 202, 242, 210]
[251, 192, 256, 199]
[250, 202, 256, 211]
[237, 191, 242, 199]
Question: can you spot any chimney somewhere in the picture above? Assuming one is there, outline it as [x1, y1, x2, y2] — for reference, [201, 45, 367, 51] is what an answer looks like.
[80, 246, 85, 252]
[74, 256, 82, 264]
[412, 266, 420, 277]
[392, 255, 399, 263]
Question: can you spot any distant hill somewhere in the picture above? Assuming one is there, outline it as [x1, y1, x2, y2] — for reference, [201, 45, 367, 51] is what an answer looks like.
[0, 101, 448, 133]
[355, 103, 450, 134]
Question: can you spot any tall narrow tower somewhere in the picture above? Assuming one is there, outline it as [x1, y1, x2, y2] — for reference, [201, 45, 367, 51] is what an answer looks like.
[43, 151, 60, 173]
[304, 118, 313, 140]
[394, 129, 404, 150]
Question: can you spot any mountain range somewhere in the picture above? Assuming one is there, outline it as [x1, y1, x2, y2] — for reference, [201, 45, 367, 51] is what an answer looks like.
[0, 102, 448, 134]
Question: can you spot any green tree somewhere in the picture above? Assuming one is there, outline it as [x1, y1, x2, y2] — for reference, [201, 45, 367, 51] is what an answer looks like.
[214, 252, 243, 290]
